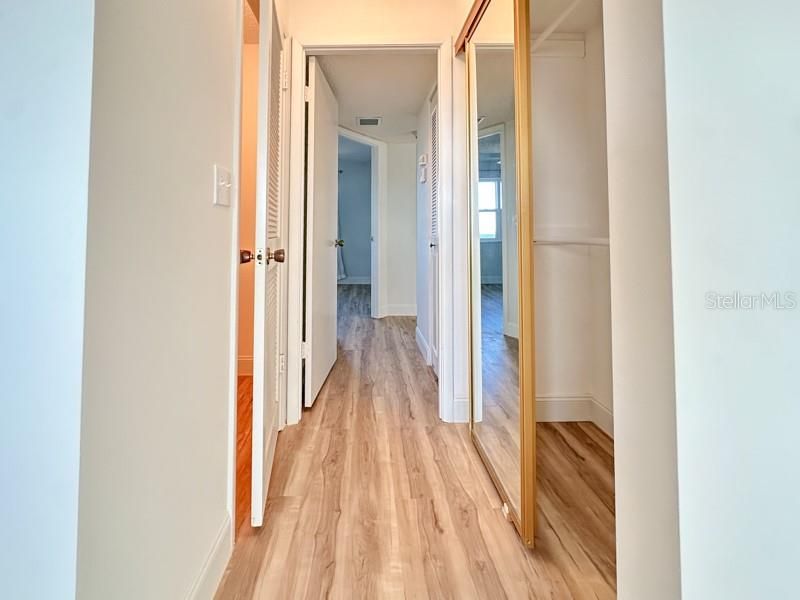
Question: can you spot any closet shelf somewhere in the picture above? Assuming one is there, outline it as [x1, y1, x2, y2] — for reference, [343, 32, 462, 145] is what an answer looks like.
[533, 237, 609, 247]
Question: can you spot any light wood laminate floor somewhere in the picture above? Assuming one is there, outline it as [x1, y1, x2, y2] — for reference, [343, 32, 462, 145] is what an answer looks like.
[217, 285, 616, 599]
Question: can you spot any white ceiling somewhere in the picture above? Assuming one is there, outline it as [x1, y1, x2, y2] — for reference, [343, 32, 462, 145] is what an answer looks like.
[476, 49, 515, 128]
[531, 0, 603, 34]
[243, 1, 259, 44]
[316, 52, 438, 143]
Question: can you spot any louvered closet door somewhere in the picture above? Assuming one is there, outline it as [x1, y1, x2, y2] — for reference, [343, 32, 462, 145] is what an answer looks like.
[429, 98, 440, 374]
[251, 5, 285, 527]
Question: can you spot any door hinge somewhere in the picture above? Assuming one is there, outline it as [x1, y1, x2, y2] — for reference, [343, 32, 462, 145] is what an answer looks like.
[300, 341, 309, 359]
[279, 353, 286, 374]
[303, 85, 311, 102]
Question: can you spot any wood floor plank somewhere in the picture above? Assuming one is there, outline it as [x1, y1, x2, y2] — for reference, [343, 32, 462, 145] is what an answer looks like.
[216, 285, 616, 599]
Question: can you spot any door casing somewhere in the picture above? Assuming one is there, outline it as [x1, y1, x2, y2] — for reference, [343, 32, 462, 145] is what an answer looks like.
[285, 42, 455, 426]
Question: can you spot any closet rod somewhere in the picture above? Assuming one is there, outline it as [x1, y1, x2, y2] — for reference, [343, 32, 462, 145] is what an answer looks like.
[533, 238, 609, 247]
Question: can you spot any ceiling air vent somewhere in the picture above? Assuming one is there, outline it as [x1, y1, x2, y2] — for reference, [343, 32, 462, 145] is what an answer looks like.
[357, 117, 382, 126]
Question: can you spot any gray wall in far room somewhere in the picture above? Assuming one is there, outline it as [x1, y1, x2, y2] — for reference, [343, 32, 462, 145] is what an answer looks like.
[338, 157, 372, 282]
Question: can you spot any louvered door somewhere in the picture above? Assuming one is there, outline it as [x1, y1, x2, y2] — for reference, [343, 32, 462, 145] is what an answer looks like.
[429, 97, 440, 374]
[251, 3, 284, 527]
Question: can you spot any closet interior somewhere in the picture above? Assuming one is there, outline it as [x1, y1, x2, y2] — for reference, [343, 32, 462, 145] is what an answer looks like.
[532, 0, 613, 439]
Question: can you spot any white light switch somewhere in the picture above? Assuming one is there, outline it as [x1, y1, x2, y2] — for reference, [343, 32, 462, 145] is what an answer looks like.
[213, 164, 232, 207]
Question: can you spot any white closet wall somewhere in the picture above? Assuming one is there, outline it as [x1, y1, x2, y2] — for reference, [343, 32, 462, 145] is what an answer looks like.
[532, 26, 613, 433]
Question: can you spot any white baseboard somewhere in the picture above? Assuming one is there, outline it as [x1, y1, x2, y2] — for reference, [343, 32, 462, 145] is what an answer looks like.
[536, 394, 614, 438]
[503, 321, 519, 338]
[536, 394, 594, 422]
[384, 303, 416, 316]
[591, 399, 614, 437]
[338, 276, 371, 285]
[452, 395, 470, 423]
[186, 515, 232, 600]
[415, 326, 432, 365]
[237, 356, 252, 376]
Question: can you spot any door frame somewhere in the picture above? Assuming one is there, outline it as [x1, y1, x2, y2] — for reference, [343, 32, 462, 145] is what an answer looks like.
[285, 41, 454, 426]
[337, 126, 387, 320]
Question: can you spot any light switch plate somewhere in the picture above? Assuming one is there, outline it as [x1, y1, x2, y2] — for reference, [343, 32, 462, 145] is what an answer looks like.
[213, 164, 232, 207]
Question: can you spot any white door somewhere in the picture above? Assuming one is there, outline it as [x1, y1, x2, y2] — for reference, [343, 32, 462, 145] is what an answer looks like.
[304, 57, 339, 407]
[251, 4, 285, 527]
[429, 97, 440, 375]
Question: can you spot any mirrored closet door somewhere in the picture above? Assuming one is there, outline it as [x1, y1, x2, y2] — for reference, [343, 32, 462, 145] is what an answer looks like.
[464, 0, 615, 561]
[465, 0, 536, 546]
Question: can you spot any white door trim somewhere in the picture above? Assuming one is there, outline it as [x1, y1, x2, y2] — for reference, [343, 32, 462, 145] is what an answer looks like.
[337, 126, 387, 319]
[285, 40, 456, 425]
[285, 38, 305, 427]
[435, 40, 456, 422]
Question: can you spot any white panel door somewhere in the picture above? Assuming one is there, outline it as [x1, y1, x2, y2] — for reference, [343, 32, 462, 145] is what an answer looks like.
[304, 57, 339, 407]
[251, 4, 285, 527]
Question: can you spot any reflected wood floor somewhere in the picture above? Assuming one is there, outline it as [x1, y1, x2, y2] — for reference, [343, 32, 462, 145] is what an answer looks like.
[475, 284, 522, 515]
[236, 376, 253, 537]
[216, 284, 616, 599]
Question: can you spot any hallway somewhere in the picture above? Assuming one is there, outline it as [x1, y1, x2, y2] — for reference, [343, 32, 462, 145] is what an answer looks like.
[216, 285, 615, 599]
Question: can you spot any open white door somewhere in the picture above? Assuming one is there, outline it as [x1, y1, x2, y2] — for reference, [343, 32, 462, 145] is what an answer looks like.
[304, 57, 339, 407]
[251, 4, 285, 527]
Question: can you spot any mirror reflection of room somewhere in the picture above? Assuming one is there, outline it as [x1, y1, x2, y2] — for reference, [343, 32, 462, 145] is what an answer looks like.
[472, 46, 522, 517]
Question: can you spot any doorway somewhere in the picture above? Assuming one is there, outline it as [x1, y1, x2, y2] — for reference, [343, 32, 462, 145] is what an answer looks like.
[336, 135, 373, 290]
[289, 48, 444, 416]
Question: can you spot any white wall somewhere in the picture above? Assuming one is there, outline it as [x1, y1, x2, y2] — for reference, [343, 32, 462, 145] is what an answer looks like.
[585, 24, 613, 417]
[385, 142, 418, 314]
[278, 0, 468, 44]
[0, 3, 95, 598]
[76, 0, 239, 597]
[531, 38, 612, 423]
[662, 1, 800, 597]
[471, 0, 514, 44]
[533, 54, 602, 235]
[602, 0, 681, 597]
[338, 157, 372, 282]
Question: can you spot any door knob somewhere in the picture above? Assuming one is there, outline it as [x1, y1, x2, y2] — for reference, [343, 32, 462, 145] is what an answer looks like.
[267, 248, 286, 264]
[240, 249, 254, 264]
[334, 239, 344, 247]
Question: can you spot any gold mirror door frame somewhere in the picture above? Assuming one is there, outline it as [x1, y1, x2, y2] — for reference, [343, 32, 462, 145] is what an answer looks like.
[464, 0, 536, 548]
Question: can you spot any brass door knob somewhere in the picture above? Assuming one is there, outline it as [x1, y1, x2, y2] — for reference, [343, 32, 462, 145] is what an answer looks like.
[240, 249, 254, 264]
[267, 248, 286, 264]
